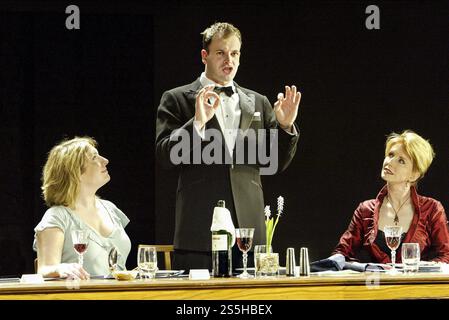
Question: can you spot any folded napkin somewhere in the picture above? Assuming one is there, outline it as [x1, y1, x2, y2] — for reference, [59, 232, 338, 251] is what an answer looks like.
[210, 206, 236, 246]
[310, 253, 346, 272]
[311, 254, 386, 273]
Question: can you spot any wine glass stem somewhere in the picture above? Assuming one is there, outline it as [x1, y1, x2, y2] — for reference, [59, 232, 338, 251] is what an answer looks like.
[391, 250, 396, 269]
[243, 252, 248, 274]
[79, 254, 83, 268]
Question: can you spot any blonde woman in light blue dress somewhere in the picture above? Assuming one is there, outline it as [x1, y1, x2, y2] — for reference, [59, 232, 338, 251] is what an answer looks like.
[33, 137, 131, 279]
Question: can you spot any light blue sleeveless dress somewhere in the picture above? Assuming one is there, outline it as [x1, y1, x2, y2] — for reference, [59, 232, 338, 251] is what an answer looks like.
[33, 199, 131, 276]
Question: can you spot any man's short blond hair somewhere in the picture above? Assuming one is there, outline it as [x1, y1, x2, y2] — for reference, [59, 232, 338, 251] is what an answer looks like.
[41, 137, 97, 208]
[385, 130, 435, 183]
[201, 22, 242, 51]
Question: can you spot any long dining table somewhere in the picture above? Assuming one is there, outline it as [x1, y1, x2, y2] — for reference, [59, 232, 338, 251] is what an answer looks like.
[1, 271, 449, 300]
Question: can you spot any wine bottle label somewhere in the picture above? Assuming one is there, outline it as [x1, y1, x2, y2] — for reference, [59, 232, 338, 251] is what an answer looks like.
[212, 234, 228, 251]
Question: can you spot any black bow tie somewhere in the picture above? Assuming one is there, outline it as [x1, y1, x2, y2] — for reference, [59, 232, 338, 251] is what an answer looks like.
[214, 86, 234, 97]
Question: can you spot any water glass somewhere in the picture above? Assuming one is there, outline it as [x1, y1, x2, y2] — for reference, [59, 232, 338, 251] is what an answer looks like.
[137, 245, 158, 279]
[401, 243, 420, 273]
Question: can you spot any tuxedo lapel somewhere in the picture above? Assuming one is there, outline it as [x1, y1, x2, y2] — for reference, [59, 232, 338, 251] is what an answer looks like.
[236, 86, 256, 133]
[183, 79, 202, 109]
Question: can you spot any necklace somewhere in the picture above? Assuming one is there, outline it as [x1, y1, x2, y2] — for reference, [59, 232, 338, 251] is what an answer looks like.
[386, 195, 410, 225]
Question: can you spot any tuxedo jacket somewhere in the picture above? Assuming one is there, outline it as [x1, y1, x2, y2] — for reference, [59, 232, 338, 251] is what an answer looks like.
[156, 79, 299, 251]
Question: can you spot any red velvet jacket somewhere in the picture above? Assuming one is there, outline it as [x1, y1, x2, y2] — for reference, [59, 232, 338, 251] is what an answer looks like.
[333, 185, 449, 263]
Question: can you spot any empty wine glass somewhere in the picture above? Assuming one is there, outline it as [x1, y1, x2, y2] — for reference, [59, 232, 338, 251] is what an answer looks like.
[235, 228, 255, 279]
[384, 225, 403, 274]
[71, 230, 89, 268]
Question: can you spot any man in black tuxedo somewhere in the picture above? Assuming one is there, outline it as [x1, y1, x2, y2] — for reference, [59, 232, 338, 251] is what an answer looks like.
[156, 22, 301, 271]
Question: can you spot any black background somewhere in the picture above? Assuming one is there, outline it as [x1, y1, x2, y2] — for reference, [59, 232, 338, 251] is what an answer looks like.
[0, 0, 448, 276]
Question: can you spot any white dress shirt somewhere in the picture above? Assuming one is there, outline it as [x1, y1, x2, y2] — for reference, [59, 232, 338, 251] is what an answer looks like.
[196, 72, 241, 156]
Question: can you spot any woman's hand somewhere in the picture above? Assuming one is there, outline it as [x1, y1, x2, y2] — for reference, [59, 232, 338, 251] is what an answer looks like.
[56, 263, 90, 280]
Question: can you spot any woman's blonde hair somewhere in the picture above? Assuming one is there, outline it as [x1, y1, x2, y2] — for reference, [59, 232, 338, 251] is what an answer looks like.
[385, 130, 435, 183]
[41, 137, 97, 208]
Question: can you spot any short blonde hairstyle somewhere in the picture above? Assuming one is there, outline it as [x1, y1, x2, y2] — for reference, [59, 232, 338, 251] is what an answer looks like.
[41, 137, 97, 208]
[385, 130, 435, 183]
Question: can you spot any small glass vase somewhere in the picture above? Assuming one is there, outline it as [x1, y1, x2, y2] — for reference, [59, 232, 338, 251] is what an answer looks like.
[258, 252, 279, 277]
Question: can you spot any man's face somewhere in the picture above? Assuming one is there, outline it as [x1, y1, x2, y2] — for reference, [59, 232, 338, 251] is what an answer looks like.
[201, 34, 241, 85]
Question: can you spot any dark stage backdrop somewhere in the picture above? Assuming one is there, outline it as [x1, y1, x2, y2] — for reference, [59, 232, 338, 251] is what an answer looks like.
[0, 1, 448, 276]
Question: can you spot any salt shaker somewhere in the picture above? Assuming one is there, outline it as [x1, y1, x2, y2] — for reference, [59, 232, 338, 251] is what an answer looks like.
[299, 247, 310, 276]
[285, 248, 296, 277]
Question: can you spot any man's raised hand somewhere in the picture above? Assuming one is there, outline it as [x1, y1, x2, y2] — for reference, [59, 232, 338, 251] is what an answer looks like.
[274, 85, 301, 131]
[194, 85, 220, 130]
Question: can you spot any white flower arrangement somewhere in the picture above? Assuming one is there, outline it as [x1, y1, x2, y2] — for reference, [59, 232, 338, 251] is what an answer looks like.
[264, 196, 284, 254]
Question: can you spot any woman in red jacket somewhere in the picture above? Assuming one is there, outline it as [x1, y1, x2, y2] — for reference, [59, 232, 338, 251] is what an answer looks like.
[333, 130, 449, 263]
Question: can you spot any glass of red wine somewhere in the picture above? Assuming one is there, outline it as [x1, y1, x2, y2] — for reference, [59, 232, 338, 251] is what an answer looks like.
[384, 225, 403, 274]
[71, 230, 89, 269]
[235, 228, 255, 279]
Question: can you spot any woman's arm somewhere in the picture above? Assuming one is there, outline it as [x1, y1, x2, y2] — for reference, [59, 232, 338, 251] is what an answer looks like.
[332, 203, 366, 261]
[429, 202, 449, 263]
[36, 227, 90, 279]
